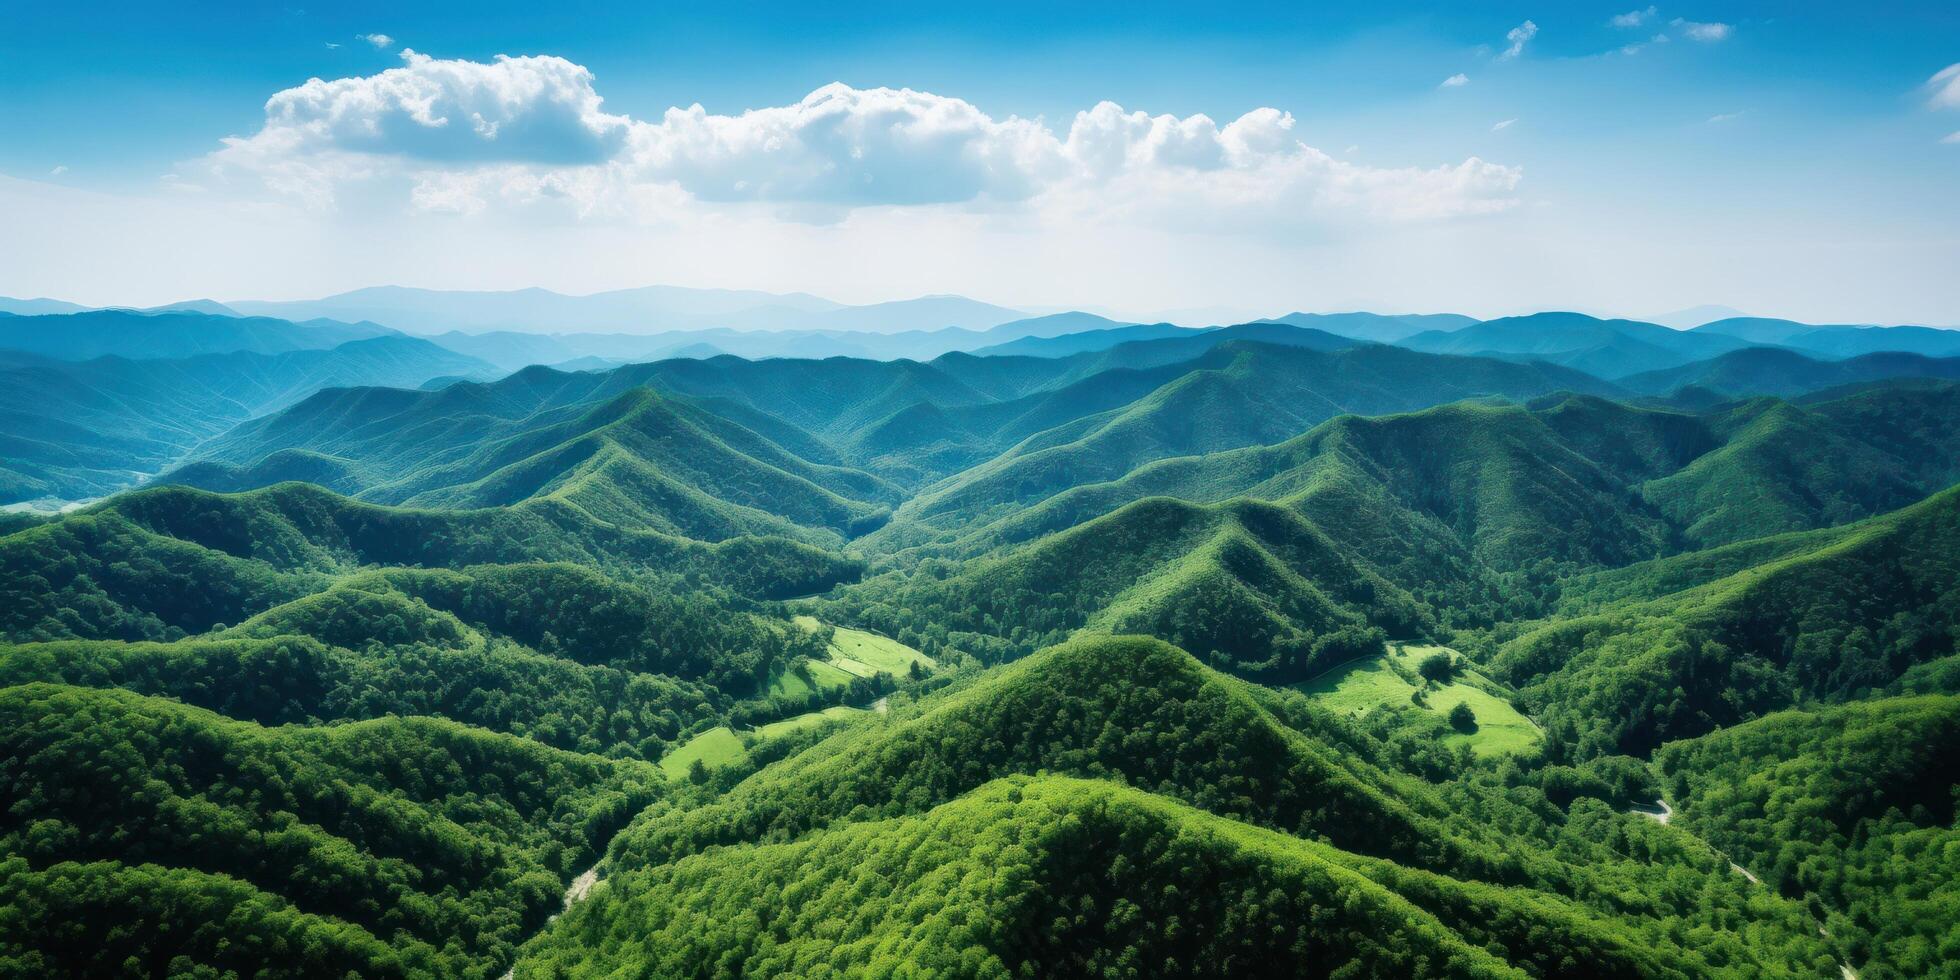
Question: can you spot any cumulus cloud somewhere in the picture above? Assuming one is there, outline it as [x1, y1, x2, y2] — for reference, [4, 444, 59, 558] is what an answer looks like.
[50, 165, 68, 176]
[1499, 21, 1538, 61]
[1492, 118, 1517, 131]
[1671, 19, 1732, 42]
[221, 50, 629, 165]
[358, 33, 394, 49]
[1440, 73, 1469, 88]
[628, 84, 1059, 206]
[1943, 131, 1960, 145]
[198, 54, 1523, 229]
[1611, 7, 1657, 28]
[1928, 64, 1960, 110]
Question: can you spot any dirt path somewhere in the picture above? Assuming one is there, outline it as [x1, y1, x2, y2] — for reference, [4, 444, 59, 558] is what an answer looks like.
[562, 866, 600, 912]
[1631, 799, 1857, 978]
[1628, 798, 1672, 825]
[499, 864, 604, 979]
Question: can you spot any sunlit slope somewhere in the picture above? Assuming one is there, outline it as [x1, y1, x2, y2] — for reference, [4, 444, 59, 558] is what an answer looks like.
[1655, 695, 1960, 980]
[895, 342, 1623, 532]
[1497, 485, 1960, 757]
[0, 683, 660, 978]
[830, 497, 1427, 678]
[0, 482, 862, 642]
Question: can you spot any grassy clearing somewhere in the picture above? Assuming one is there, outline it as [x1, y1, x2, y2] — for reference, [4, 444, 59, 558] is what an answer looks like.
[658, 726, 747, 778]
[1298, 643, 1541, 759]
[793, 615, 934, 678]
[1297, 656, 1418, 713]
[756, 705, 864, 740]
[764, 659, 859, 699]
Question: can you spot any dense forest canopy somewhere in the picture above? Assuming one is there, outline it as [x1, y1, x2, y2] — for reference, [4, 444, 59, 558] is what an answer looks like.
[2, 306, 1956, 978]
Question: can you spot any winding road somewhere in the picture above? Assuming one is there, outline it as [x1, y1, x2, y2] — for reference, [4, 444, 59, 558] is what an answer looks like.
[1629, 799, 1854, 979]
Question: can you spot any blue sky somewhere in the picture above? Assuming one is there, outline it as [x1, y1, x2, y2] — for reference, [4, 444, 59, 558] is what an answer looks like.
[2, 1, 1957, 322]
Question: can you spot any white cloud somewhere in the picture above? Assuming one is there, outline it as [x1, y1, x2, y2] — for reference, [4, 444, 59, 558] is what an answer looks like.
[358, 33, 394, 49]
[629, 83, 1060, 206]
[1499, 20, 1538, 61]
[325, 42, 341, 50]
[49, 165, 68, 176]
[1492, 118, 1517, 132]
[1941, 130, 1960, 144]
[1927, 64, 1960, 110]
[1671, 19, 1732, 42]
[1610, 7, 1656, 28]
[1707, 111, 1743, 124]
[197, 55, 1523, 230]
[1440, 73, 1469, 88]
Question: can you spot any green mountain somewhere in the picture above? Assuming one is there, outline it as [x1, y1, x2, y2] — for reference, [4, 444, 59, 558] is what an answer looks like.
[1656, 695, 1960, 980]
[1639, 382, 1960, 546]
[12, 299, 1960, 978]
[832, 498, 1421, 678]
[524, 776, 1656, 980]
[968, 320, 1196, 356]
[1497, 483, 1960, 758]
[1398, 312, 1751, 378]
[0, 481, 861, 645]
[1621, 346, 1960, 399]
[0, 682, 661, 977]
[529, 636, 1830, 978]
[892, 341, 1622, 533]
[1694, 316, 1960, 358]
[0, 337, 496, 503]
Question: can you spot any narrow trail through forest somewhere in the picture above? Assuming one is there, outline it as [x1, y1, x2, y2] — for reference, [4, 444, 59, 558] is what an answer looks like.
[500, 863, 606, 979]
[1630, 799, 1855, 980]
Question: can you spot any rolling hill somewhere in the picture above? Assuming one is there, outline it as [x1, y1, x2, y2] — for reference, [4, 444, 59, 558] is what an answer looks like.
[11, 295, 1960, 978]
[0, 336, 497, 503]
[1694, 316, 1960, 359]
[1397, 312, 1751, 378]
[0, 682, 661, 977]
[531, 635, 1829, 978]
[892, 341, 1624, 534]
[1621, 346, 1960, 399]
[1496, 483, 1960, 758]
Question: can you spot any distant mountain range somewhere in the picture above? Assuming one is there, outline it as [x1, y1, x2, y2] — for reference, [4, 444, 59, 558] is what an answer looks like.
[5, 296, 1960, 505]
[224, 285, 1029, 336]
[0, 335, 494, 501]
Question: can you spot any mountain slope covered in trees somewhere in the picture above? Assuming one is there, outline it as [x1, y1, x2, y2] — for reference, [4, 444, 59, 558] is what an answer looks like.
[4, 304, 1959, 978]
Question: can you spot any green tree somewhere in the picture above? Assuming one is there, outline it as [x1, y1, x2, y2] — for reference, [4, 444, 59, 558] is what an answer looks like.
[1419, 652, 1457, 685]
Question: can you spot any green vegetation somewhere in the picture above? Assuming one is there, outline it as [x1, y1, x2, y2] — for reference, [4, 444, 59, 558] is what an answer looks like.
[7, 322, 1959, 977]
[0, 683, 659, 977]
[657, 726, 748, 778]
[796, 614, 935, 676]
[1496, 484, 1960, 758]
[1299, 644, 1541, 759]
[1656, 696, 1960, 979]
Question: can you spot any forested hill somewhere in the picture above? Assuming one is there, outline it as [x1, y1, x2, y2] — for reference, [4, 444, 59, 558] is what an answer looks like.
[4, 306, 1959, 977]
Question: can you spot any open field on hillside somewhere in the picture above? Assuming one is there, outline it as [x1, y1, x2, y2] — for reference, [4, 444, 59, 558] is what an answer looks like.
[658, 726, 747, 777]
[793, 615, 935, 678]
[1299, 643, 1542, 758]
